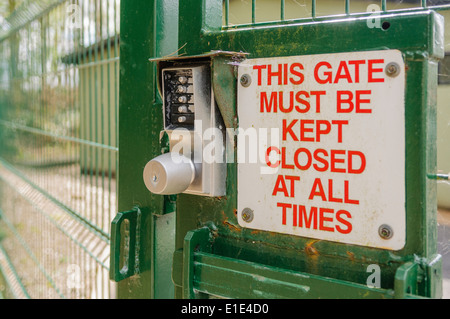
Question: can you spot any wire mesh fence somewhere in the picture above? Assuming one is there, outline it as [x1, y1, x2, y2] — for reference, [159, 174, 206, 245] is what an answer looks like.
[223, 0, 450, 26]
[0, 0, 119, 299]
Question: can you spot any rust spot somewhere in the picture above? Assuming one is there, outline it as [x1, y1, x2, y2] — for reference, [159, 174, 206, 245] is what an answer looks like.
[305, 240, 320, 256]
[233, 208, 238, 216]
[346, 251, 355, 261]
[223, 218, 241, 232]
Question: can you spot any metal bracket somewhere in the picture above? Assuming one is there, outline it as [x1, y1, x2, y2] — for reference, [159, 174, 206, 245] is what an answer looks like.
[393, 255, 443, 299]
[110, 208, 142, 282]
[174, 227, 444, 299]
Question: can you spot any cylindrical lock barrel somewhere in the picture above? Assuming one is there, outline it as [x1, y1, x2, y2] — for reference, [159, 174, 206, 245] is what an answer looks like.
[143, 152, 195, 195]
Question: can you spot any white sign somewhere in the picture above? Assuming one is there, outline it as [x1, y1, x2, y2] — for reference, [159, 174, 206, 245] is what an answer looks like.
[237, 50, 405, 250]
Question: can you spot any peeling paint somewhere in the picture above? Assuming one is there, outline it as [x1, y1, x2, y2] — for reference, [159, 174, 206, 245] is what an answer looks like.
[223, 218, 241, 232]
[305, 240, 320, 256]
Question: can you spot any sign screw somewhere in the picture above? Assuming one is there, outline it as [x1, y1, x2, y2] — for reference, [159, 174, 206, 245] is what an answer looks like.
[378, 224, 393, 239]
[385, 62, 400, 77]
[241, 208, 254, 222]
[240, 74, 251, 87]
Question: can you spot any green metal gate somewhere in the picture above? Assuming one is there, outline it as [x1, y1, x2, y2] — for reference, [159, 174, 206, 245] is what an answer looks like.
[114, 0, 450, 300]
[1, 0, 449, 300]
[0, 0, 119, 299]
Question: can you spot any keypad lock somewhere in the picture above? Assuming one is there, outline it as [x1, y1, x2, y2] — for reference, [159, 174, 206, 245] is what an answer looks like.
[163, 68, 195, 127]
[143, 63, 226, 196]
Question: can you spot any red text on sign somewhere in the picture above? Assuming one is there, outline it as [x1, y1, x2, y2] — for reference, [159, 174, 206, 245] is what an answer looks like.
[277, 203, 353, 234]
[253, 63, 305, 86]
[282, 118, 348, 143]
[266, 147, 366, 174]
[272, 174, 301, 197]
[308, 178, 359, 205]
[337, 90, 372, 113]
[260, 90, 326, 113]
[314, 59, 385, 84]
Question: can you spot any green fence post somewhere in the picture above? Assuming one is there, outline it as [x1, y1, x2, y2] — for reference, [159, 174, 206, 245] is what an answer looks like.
[116, 0, 179, 299]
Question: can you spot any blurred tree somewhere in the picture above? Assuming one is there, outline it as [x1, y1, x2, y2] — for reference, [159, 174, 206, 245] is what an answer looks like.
[0, 0, 24, 18]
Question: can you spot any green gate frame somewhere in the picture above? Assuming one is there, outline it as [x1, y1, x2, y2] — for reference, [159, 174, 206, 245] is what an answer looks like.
[115, 0, 443, 299]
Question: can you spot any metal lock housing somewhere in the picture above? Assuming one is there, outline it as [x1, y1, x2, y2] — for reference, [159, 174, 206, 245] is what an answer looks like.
[143, 63, 226, 196]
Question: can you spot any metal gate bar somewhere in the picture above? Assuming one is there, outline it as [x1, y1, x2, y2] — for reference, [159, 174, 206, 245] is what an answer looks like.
[0, 0, 119, 299]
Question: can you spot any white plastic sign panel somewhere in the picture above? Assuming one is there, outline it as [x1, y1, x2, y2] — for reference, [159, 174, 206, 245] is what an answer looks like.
[237, 50, 405, 250]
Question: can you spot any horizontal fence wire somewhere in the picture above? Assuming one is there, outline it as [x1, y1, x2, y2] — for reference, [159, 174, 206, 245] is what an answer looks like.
[0, 0, 119, 299]
[223, 0, 450, 27]
[0, 119, 118, 152]
[0, 0, 67, 42]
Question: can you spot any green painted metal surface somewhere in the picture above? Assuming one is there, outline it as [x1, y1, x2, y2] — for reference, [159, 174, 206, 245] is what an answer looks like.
[116, 0, 178, 299]
[116, 0, 443, 298]
[174, 2, 442, 299]
[175, 227, 421, 299]
[117, 0, 444, 299]
[0, 0, 445, 300]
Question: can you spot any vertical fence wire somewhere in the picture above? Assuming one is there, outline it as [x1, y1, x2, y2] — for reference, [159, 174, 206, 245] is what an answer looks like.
[252, 0, 256, 24]
[0, 0, 119, 299]
[311, 0, 316, 18]
[224, 0, 229, 26]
